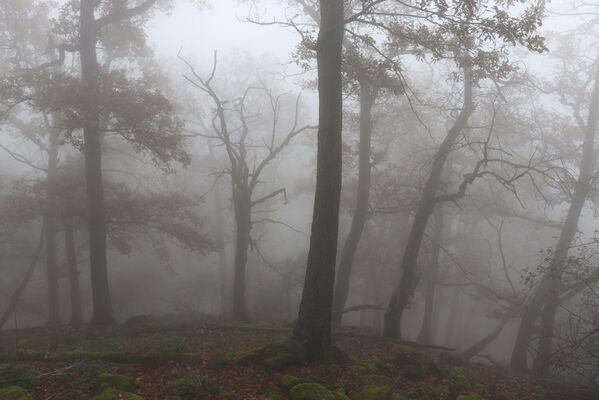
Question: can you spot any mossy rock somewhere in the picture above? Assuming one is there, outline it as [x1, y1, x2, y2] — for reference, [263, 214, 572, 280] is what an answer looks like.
[288, 383, 335, 400]
[280, 375, 308, 392]
[457, 393, 485, 400]
[351, 385, 399, 400]
[408, 382, 450, 400]
[363, 374, 391, 385]
[164, 377, 220, 399]
[0, 364, 37, 389]
[120, 315, 159, 328]
[97, 373, 138, 393]
[93, 387, 143, 400]
[231, 338, 304, 368]
[0, 386, 34, 400]
[334, 388, 351, 400]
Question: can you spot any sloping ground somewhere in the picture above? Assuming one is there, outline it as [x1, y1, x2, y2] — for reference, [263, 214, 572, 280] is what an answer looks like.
[0, 320, 592, 400]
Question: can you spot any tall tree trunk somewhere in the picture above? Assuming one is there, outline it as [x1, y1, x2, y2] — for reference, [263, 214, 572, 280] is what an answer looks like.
[511, 63, 599, 372]
[80, 0, 114, 325]
[214, 180, 229, 317]
[417, 205, 445, 344]
[383, 67, 473, 339]
[65, 221, 82, 326]
[332, 76, 376, 324]
[45, 127, 60, 326]
[232, 190, 251, 321]
[294, 0, 344, 362]
[0, 227, 44, 329]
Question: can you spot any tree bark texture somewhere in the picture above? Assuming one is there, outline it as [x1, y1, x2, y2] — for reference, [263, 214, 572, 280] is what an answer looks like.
[332, 76, 376, 323]
[65, 222, 83, 325]
[232, 188, 251, 321]
[417, 205, 445, 344]
[294, 0, 344, 362]
[80, 0, 114, 325]
[383, 67, 473, 339]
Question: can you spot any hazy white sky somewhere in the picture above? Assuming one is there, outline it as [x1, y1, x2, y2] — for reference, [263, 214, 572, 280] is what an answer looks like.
[147, 0, 299, 63]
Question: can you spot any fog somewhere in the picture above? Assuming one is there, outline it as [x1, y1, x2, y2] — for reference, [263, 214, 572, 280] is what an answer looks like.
[1, 0, 599, 395]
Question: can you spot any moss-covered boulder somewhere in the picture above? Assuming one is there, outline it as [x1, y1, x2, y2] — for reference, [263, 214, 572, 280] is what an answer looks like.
[0, 364, 37, 389]
[231, 338, 304, 368]
[164, 376, 220, 399]
[0, 386, 34, 400]
[288, 383, 335, 400]
[408, 382, 450, 400]
[280, 375, 308, 392]
[93, 387, 143, 400]
[351, 385, 398, 400]
[97, 373, 138, 393]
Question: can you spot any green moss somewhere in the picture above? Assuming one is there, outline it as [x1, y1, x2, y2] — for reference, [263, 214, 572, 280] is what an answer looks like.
[92, 387, 143, 400]
[352, 385, 395, 400]
[452, 375, 474, 394]
[363, 374, 391, 385]
[152, 336, 191, 353]
[97, 373, 138, 393]
[288, 383, 335, 400]
[0, 386, 34, 400]
[164, 377, 220, 399]
[456, 393, 484, 400]
[230, 338, 304, 368]
[0, 364, 37, 389]
[280, 375, 308, 392]
[334, 388, 351, 400]
[408, 382, 450, 400]
[222, 392, 241, 399]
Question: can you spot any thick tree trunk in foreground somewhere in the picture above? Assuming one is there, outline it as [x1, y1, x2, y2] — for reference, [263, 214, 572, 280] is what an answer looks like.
[383, 68, 473, 339]
[332, 76, 376, 324]
[80, 0, 113, 325]
[417, 205, 445, 344]
[65, 222, 83, 326]
[294, 0, 344, 362]
[232, 189, 251, 321]
[510, 64, 599, 372]
[45, 127, 60, 326]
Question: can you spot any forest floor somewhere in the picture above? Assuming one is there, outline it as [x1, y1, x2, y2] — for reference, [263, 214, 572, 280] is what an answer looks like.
[0, 318, 593, 400]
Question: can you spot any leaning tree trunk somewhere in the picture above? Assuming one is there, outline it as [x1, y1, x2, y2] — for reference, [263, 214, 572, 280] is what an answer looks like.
[80, 0, 114, 325]
[332, 75, 376, 324]
[383, 67, 473, 339]
[417, 205, 445, 344]
[511, 63, 599, 372]
[45, 127, 60, 326]
[294, 0, 344, 362]
[65, 221, 83, 326]
[232, 188, 251, 321]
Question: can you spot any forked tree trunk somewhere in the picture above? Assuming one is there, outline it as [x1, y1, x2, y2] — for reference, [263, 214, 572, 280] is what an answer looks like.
[332, 76, 376, 324]
[80, 0, 114, 325]
[294, 0, 344, 362]
[65, 222, 82, 326]
[417, 205, 445, 344]
[511, 63, 599, 372]
[383, 67, 473, 339]
[45, 127, 60, 326]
